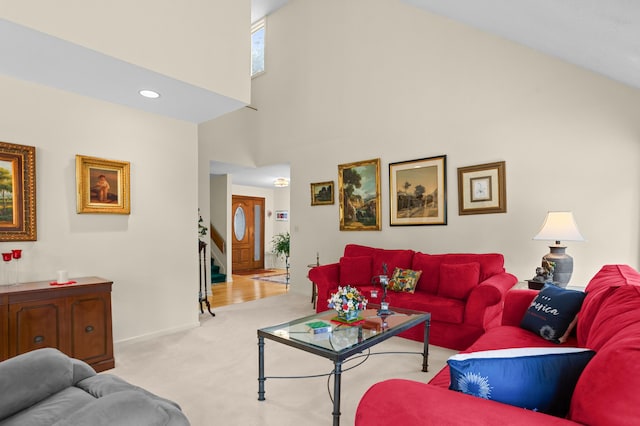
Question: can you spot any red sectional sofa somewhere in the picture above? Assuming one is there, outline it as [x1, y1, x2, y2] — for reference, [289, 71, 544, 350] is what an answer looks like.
[308, 244, 518, 350]
[355, 264, 640, 425]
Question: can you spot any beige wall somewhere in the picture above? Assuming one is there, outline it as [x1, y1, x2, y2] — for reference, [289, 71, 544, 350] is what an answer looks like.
[205, 0, 640, 291]
[2, 0, 251, 103]
[0, 75, 199, 343]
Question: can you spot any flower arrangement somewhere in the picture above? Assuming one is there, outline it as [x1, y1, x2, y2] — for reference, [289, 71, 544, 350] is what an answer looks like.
[328, 285, 368, 319]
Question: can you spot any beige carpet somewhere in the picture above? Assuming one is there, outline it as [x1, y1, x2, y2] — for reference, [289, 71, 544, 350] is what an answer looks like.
[109, 293, 456, 426]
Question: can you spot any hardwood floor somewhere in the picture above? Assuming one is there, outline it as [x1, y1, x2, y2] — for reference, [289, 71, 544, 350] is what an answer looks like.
[207, 269, 289, 309]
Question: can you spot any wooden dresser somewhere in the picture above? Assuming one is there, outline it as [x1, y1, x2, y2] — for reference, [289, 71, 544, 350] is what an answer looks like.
[0, 276, 114, 372]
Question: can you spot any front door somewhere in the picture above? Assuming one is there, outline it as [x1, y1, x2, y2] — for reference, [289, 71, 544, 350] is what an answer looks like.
[231, 195, 265, 272]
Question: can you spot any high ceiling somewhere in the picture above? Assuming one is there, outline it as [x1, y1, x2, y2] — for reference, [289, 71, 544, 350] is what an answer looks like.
[2, 1, 637, 187]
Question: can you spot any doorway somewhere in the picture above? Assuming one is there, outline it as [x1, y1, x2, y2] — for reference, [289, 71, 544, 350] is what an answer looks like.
[231, 195, 265, 272]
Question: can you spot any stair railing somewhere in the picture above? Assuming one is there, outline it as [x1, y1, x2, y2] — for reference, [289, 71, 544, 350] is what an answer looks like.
[210, 223, 225, 254]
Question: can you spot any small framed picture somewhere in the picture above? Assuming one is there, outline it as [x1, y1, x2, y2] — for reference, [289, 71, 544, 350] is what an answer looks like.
[338, 158, 381, 231]
[275, 210, 289, 221]
[76, 155, 130, 214]
[310, 181, 334, 205]
[457, 161, 506, 215]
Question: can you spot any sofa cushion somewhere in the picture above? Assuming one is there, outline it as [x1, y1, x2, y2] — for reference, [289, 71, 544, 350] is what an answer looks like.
[437, 262, 480, 300]
[339, 256, 372, 286]
[372, 249, 414, 277]
[569, 325, 640, 424]
[411, 252, 439, 294]
[448, 347, 595, 417]
[520, 284, 586, 344]
[388, 267, 421, 293]
[387, 291, 464, 324]
[1, 386, 96, 426]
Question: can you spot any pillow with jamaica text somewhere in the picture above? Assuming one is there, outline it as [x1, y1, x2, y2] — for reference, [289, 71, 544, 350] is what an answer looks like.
[520, 284, 586, 343]
[388, 267, 422, 293]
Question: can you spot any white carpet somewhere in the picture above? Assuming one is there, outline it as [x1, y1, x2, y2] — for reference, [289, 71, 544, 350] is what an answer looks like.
[109, 293, 456, 426]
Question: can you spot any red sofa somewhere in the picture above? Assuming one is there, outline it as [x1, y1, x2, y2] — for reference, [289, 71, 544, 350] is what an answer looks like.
[355, 264, 640, 425]
[308, 244, 517, 350]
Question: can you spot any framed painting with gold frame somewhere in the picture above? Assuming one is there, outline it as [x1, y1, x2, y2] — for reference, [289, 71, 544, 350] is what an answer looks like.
[76, 155, 130, 214]
[0, 141, 36, 241]
[310, 181, 334, 206]
[457, 161, 506, 215]
[389, 155, 447, 226]
[338, 158, 381, 231]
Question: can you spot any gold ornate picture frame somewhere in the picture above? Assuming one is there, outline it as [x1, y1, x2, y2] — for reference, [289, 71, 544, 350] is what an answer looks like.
[310, 181, 334, 206]
[0, 141, 36, 241]
[338, 158, 381, 231]
[76, 155, 130, 214]
[457, 161, 507, 215]
[389, 155, 447, 226]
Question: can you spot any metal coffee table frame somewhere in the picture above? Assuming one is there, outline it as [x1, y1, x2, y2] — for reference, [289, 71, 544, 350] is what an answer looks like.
[257, 305, 430, 426]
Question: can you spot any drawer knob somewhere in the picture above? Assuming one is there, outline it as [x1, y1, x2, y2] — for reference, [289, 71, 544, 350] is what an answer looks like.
[33, 335, 44, 343]
[85, 325, 94, 333]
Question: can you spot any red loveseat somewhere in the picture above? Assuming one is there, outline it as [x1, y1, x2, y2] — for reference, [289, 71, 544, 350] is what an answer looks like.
[308, 244, 517, 350]
[355, 264, 640, 425]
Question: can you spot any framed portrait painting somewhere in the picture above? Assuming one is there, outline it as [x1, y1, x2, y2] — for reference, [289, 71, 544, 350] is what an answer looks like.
[76, 155, 130, 214]
[457, 161, 507, 215]
[389, 155, 447, 226]
[310, 181, 334, 206]
[338, 158, 381, 231]
[0, 141, 36, 241]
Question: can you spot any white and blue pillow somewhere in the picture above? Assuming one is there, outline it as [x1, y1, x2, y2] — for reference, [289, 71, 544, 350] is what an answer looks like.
[520, 284, 586, 343]
[448, 347, 595, 416]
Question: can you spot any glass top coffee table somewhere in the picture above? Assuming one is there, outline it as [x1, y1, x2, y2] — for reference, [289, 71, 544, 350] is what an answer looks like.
[257, 304, 431, 426]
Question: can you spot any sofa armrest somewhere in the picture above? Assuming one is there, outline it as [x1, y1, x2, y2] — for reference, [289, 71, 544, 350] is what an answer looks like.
[463, 272, 517, 328]
[355, 379, 576, 426]
[501, 289, 539, 326]
[309, 263, 340, 313]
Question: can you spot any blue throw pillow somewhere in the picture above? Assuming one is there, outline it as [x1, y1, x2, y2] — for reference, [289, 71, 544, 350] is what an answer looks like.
[520, 284, 586, 343]
[448, 347, 595, 417]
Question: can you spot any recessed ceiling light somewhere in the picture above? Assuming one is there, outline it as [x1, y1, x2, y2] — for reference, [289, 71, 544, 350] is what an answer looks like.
[139, 89, 160, 99]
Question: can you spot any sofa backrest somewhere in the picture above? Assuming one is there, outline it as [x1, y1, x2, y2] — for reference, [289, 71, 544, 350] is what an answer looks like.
[343, 244, 414, 277]
[568, 265, 640, 424]
[411, 252, 506, 295]
[0, 348, 78, 420]
[576, 264, 640, 348]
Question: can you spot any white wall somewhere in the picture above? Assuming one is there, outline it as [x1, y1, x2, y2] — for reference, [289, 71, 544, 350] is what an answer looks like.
[2, 0, 251, 103]
[0, 75, 199, 343]
[205, 0, 640, 292]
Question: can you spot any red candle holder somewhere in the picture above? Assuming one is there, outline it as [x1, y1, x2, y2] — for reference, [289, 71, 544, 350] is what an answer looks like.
[11, 249, 22, 260]
[2, 253, 12, 262]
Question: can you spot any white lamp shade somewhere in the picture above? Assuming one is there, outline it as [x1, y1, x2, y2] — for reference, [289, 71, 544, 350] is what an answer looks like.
[533, 211, 585, 242]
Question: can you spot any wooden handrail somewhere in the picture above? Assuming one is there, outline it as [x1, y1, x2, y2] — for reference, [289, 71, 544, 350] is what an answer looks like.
[210, 223, 225, 253]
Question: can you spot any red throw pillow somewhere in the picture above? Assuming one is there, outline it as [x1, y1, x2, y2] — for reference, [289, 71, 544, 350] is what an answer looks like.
[339, 256, 372, 286]
[438, 262, 480, 300]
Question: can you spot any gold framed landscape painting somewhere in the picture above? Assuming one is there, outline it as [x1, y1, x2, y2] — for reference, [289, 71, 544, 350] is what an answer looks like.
[76, 155, 130, 214]
[389, 155, 447, 226]
[0, 141, 36, 241]
[457, 161, 507, 215]
[338, 158, 381, 231]
[310, 181, 334, 206]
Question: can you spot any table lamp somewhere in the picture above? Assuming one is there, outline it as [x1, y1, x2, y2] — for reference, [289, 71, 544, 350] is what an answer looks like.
[533, 211, 585, 287]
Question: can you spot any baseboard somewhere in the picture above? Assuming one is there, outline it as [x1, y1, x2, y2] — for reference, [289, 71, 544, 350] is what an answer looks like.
[114, 321, 200, 346]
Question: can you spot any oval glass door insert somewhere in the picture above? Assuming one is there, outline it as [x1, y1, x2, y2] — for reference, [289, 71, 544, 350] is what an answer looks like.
[234, 206, 246, 241]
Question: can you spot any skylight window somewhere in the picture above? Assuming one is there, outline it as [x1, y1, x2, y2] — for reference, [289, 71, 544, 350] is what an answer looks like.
[251, 18, 266, 77]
